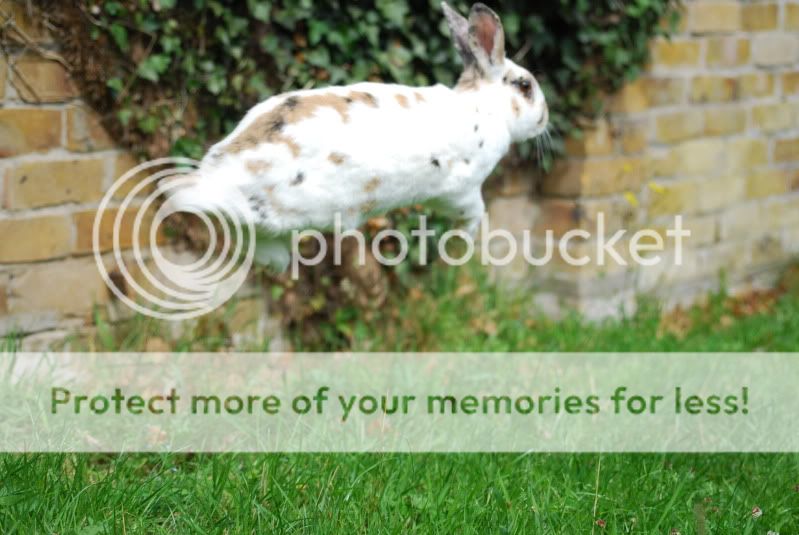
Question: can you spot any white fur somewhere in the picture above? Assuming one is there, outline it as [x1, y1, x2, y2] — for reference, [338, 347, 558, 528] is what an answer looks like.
[169, 3, 548, 271]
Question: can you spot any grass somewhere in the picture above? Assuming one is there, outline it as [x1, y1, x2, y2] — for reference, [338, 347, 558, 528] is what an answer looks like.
[1, 264, 799, 534]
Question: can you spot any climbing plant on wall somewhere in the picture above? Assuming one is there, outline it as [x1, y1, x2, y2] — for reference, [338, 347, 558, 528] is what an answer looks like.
[35, 0, 679, 165]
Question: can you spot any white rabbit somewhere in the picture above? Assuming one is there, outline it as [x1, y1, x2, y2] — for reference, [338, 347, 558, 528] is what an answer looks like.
[169, 2, 548, 271]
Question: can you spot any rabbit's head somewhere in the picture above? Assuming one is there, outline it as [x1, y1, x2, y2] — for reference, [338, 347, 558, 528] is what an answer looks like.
[442, 2, 548, 142]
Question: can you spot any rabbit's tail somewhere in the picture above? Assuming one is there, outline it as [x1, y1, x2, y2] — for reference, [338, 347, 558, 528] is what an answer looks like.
[164, 174, 257, 224]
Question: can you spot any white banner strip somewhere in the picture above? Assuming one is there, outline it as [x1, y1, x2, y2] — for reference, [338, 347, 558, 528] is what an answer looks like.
[0, 352, 796, 452]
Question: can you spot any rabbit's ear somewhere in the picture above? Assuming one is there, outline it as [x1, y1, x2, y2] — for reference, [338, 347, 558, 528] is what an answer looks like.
[466, 3, 506, 73]
[442, 2, 475, 68]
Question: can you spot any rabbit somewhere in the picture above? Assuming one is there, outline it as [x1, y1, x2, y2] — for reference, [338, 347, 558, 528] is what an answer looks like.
[168, 2, 549, 271]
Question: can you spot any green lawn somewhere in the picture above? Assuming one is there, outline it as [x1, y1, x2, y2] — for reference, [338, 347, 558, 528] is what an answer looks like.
[1, 265, 798, 534]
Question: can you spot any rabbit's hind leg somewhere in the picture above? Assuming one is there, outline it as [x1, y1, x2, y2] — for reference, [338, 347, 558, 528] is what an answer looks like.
[254, 233, 292, 273]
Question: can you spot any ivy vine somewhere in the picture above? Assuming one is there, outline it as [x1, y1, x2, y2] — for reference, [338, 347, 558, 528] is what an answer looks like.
[38, 0, 679, 166]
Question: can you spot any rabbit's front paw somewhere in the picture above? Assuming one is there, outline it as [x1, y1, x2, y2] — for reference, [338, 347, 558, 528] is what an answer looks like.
[444, 190, 486, 237]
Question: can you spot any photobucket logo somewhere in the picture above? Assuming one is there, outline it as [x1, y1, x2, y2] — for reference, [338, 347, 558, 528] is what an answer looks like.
[290, 213, 691, 279]
[93, 158, 255, 321]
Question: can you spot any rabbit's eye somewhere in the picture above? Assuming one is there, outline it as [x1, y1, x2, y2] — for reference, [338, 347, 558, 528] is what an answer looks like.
[513, 78, 533, 99]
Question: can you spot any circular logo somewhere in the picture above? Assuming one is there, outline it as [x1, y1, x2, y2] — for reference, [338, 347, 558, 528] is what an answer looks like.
[93, 157, 256, 320]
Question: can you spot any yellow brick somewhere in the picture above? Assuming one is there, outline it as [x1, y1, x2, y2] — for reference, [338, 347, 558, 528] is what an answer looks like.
[616, 120, 648, 154]
[691, 76, 738, 103]
[644, 78, 686, 107]
[8, 258, 108, 318]
[671, 139, 726, 176]
[542, 157, 646, 196]
[652, 39, 702, 67]
[719, 203, 763, 240]
[752, 34, 799, 66]
[609, 80, 648, 114]
[74, 207, 161, 254]
[111, 152, 156, 200]
[706, 37, 750, 67]
[656, 111, 704, 143]
[4, 158, 106, 209]
[680, 215, 718, 246]
[649, 152, 679, 178]
[697, 176, 745, 213]
[752, 103, 795, 132]
[783, 72, 799, 95]
[489, 197, 536, 236]
[564, 120, 613, 157]
[0, 216, 72, 263]
[649, 180, 699, 217]
[741, 3, 779, 31]
[747, 169, 788, 198]
[774, 137, 799, 162]
[66, 105, 114, 153]
[704, 107, 747, 136]
[688, 2, 740, 33]
[737, 73, 774, 98]
[7, 2, 52, 43]
[10, 53, 78, 103]
[787, 3, 799, 30]
[0, 108, 62, 157]
[532, 199, 586, 237]
[762, 197, 799, 230]
[726, 138, 768, 171]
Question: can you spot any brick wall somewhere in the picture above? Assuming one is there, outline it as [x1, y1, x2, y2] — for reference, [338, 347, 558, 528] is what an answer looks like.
[0, 2, 275, 349]
[487, 0, 799, 318]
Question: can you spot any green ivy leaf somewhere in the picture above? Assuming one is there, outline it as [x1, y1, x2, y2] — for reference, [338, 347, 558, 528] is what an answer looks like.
[247, 0, 272, 22]
[375, 0, 409, 27]
[117, 108, 133, 127]
[137, 54, 171, 82]
[106, 77, 124, 94]
[108, 23, 129, 51]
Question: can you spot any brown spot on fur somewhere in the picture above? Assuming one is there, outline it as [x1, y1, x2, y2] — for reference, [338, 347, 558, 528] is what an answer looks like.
[415, 92, 426, 103]
[395, 94, 410, 108]
[364, 177, 381, 193]
[281, 136, 302, 157]
[512, 98, 521, 118]
[287, 93, 350, 122]
[348, 91, 378, 107]
[328, 152, 347, 165]
[223, 93, 353, 155]
[246, 160, 272, 175]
